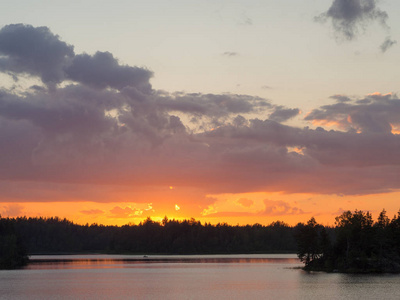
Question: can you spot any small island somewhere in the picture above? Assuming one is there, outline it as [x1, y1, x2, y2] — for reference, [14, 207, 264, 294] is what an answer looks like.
[295, 209, 400, 273]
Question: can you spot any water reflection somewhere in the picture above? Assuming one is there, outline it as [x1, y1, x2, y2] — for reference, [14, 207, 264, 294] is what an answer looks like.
[298, 269, 400, 299]
[26, 254, 300, 270]
[1, 255, 400, 300]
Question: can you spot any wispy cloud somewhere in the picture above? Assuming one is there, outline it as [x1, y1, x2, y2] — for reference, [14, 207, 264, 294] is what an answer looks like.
[222, 51, 239, 57]
[269, 106, 300, 123]
[109, 206, 143, 218]
[2, 204, 24, 217]
[236, 198, 254, 208]
[261, 85, 272, 90]
[316, 0, 389, 41]
[380, 37, 397, 53]
[80, 209, 104, 215]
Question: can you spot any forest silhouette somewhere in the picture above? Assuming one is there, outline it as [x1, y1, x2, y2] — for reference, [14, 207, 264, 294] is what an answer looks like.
[296, 209, 400, 273]
[0, 216, 297, 260]
[1, 209, 400, 272]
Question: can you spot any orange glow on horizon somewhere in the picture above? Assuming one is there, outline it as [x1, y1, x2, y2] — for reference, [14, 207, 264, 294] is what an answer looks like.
[1, 191, 399, 227]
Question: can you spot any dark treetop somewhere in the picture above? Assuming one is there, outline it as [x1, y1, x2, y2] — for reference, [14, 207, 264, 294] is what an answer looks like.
[295, 209, 400, 273]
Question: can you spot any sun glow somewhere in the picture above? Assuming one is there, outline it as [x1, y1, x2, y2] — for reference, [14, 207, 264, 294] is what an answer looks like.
[2, 190, 400, 227]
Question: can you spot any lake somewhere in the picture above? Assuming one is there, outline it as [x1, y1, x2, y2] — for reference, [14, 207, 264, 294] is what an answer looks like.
[0, 254, 399, 299]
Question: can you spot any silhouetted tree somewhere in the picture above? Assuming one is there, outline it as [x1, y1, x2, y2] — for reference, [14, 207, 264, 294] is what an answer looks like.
[0, 215, 28, 269]
[295, 217, 321, 267]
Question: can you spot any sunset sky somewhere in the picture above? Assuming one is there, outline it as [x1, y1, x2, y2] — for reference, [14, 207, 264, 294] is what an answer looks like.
[0, 0, 399, 226]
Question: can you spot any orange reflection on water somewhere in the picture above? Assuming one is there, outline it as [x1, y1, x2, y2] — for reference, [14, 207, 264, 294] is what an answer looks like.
[26, 256, 300, 270]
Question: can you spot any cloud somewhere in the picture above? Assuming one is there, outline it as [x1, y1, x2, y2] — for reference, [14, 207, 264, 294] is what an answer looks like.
[80, 209, 104, 215]
[157, 92, 271, 118]
[329, 94, 351, 103]
[222, 52, 238, 57]
[201, 199, 304, 217]
[0, 24, 152, 91]
[380, 37, 397, 52]
[65, 51, 153, 91]
[305, 93, 400, 134]
[0, 23, 399, 206]
[202, 108, 400, 194]
[2, 204, 24, 217]
[236, 198, 254, 208]
[0, 24, 74, 86]
[238, 13, 253, 26]
[261, 199, 304, 216]
[269, 106, 300, 123]
[109, 206, 143, 218]
[316, 0, 389, 41]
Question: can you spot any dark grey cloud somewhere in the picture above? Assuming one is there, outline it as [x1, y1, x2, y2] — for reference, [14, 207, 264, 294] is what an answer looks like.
[269, 106, 300, 123]
[65, 52, 153, 91]
[1, 86, 400, 196]
[0, 24, 152, 91]
[201, 117, 400, 194]
[0, 24, 74, 86]
[305, 93, 400, 134]
[380, 36, 397, 52]
[317, 0, 389, 40]
[329, 94, 351, 102]
[156, 92, 271, 118]
[0, 24, 399, 200]
[0, 85, 120, 136]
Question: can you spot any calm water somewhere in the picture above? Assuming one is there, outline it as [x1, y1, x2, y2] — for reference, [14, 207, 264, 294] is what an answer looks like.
[0, 254, 399, 299]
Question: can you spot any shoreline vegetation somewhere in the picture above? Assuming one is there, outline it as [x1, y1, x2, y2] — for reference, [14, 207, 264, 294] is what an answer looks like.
[296, 209, 400, 273]
[0, 216, 298, 269]
[1, 209, 400, 273]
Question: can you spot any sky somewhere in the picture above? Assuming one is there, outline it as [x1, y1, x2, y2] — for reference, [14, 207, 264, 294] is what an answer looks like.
[0, 0, 399, 226]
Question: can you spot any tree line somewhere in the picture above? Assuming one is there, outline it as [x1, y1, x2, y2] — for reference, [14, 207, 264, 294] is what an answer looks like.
[295, 209, 400, 273]
[0, 216, 29, 269]
[2, 209, 399, 272]
[0, 215, 300, 268]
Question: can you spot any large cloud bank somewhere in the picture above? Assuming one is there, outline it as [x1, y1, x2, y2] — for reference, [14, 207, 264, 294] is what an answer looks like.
[0, 24, 399, 201]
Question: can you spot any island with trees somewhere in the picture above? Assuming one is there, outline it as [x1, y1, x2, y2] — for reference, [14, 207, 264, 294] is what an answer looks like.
[295, 209, 400, 273]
